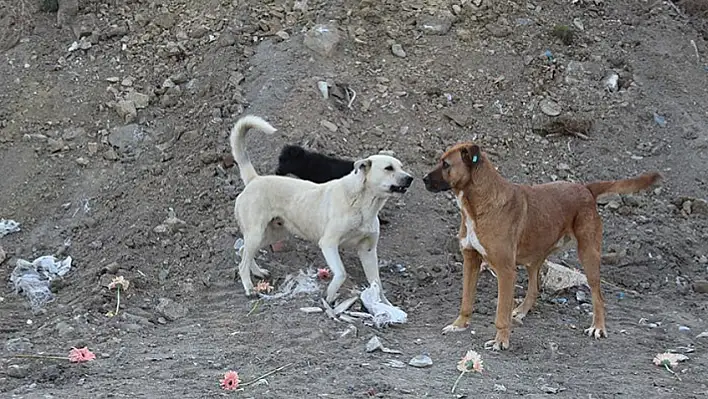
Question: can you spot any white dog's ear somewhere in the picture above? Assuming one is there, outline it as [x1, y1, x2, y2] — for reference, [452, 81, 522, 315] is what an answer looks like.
[353, 159, 372, 174]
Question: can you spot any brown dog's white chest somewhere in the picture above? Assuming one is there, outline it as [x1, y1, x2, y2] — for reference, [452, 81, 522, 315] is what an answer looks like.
[456, 192, 488, 257]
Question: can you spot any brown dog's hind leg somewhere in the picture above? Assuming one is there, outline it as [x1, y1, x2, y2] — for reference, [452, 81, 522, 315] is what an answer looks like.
[443, 247, 482, 334]
[575, 211, 607, 339]
[512, 258, 545, 323]
[484, 254, 516, 351]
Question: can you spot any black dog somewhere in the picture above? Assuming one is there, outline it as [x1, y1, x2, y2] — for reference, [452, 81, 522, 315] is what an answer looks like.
[275, 145, 354, 183]
[275, 144, 390, 225]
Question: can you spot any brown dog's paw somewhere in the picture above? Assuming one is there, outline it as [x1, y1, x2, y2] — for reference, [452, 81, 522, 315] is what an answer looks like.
[442, 316, 470, 334]
[484, 338, 510, 351]
[484, 329, 511, 351]
[584, 325, 608, 339]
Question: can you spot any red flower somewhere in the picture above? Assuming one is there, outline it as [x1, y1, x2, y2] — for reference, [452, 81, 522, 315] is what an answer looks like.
[317, 268, 331, 280]
[220, 370, 240, 390]
[68, 347, 96, 363]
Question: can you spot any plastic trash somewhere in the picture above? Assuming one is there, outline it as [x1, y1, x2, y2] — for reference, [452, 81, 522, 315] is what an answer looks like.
[0, 219, 21, 238]
[260, 268, 320, 300]
[10, 255, 72, 310]
[653, 112, 667, 127]
[360, 281, 407, 327]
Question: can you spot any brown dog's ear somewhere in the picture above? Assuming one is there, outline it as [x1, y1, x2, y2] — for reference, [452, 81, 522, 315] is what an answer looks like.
[459, 145, 482, 167]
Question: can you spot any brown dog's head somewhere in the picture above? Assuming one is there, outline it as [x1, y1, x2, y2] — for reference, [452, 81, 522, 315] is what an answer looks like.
[423, 143, 483, 193]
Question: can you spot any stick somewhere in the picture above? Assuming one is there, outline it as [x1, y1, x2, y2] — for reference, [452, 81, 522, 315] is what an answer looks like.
[690, 40, 700, 64]
[451, 371, 466, 393]
[240, 363, 294, 387]
[13, 354, 68, 361]
[114, 287, 121, 316]
[247, 299, 261, 316]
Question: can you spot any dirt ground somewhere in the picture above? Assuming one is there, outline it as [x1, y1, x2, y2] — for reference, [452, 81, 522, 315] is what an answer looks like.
[1, 0, 708, 397]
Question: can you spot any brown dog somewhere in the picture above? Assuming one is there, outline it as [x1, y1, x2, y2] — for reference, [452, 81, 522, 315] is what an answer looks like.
[423, 143, 661, 350]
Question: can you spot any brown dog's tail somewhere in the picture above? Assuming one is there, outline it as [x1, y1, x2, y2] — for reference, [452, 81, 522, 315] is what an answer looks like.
[585, 172, 662, 200]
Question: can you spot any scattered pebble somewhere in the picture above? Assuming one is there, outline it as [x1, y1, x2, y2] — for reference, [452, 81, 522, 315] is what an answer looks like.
[320, 120, 338, 132]
[408, 354, 433, 368]
[299, 307, 323, 314]
[678, 325, 691, 332]
[391, 43, 406, 58]
[540, 98, 561, 116]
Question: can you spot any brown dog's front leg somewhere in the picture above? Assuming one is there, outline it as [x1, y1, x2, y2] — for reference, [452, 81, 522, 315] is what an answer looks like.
[485, 256, 516, 351]
[443, 248, 482, 334]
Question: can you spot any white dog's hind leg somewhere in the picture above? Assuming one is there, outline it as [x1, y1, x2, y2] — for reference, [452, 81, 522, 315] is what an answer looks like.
[319, 240, 347, 304]
[238, 235, 264, 297]
[357, 239, 392, 306]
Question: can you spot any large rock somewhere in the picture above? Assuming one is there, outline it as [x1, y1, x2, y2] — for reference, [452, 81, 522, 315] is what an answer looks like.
[155, 298, 188, 321]
[303, 24, 340, 57]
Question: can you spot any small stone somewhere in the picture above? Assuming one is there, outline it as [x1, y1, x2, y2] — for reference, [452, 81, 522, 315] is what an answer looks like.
[189, 26, 209, 39]
[391, 43, 406, 58]
[87, 142, 98, 155]
[5, 337, 33, 353]
[275, 30, 290, 40]
[154, 13, 176, 30]
[366, 336, 383, 352]
[7, 364, 30, 379]
[320, 120, 338, 132]
[54, 321, 75, 337]
[385, 359, 407, 368]
[115, 100, 137, 123]
[125, 91, 150, 109]
[121, 77, 133, 87]
[218, 32, 236, 47]
[106, 76, 120, 83]
[418, 11, 454, 35]
[0, 245, 5, 264]
[155, 297, 188, 321]
[75, 157, 89, 166]
[222, 154, 235, 168]
[485, 22, 512, 37]
[557, 163, 570, 171]
[691, 199, 708, 216]
[540, 99, 561, 116]
[199, 151, 220, 165]
[452, 4, 462, 15]
[678, 325, 691, 332]
[170, 72, 188, 85]
[103, 148, 119, 161]
[693, 280, 708, 294]
[47, 137, 65, 153]
[456, 28, 472, 40]
[408, 354, 433, 368]
[606, 200, 621, 210]
[62, 127, 85, 140]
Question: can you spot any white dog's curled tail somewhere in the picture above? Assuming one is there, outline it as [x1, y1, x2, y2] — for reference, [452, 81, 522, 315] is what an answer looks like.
[229, 115, 277, 185]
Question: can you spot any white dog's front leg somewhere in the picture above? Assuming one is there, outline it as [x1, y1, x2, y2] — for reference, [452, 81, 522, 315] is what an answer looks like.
[357, 239, 392, 306]
[319, 241, 346, 304]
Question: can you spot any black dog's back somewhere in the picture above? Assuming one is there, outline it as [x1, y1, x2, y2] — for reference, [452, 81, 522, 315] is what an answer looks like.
[275, 144, 354, 184]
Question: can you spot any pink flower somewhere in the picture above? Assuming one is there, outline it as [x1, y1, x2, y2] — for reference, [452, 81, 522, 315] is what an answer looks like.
[317, 268, 331, 280]
[68, 347, 96, 363]
[255, 280, 273, 293]
[457, 350, 483, 373]
[220, 370, 240, 390]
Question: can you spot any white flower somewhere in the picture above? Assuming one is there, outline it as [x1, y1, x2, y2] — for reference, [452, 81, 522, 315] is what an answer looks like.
[653, 352, 688, 368]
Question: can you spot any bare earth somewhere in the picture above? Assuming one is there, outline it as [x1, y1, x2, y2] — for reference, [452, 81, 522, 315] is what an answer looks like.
[1, 0, 708, 397]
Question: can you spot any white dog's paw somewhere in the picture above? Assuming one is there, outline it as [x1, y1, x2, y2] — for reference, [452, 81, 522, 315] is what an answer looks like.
[250, 264, 270, 278]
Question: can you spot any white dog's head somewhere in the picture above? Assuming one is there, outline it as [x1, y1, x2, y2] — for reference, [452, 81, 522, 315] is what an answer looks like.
[353, 154, 414, 195]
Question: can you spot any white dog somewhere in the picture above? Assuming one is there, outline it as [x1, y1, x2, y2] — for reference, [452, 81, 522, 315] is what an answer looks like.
[229, 115, 414, 303]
